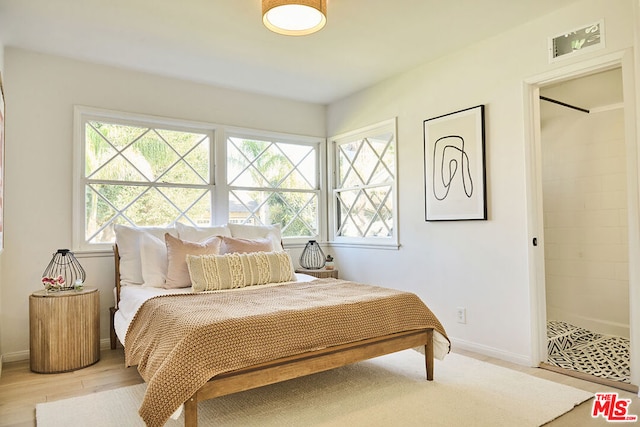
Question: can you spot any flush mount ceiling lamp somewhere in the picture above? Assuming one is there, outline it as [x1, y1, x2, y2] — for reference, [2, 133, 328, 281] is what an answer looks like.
[262, 0, 327, 36]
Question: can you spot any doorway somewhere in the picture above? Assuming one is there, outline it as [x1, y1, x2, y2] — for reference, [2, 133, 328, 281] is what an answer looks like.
[524, 50, 640, 392]
[537, 68, 634, 390]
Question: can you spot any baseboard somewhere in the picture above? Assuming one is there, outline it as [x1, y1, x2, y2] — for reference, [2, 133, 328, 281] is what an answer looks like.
[2, 349, 29, 363]
[546, 309, 630, 338]
[450, 337, 533, 367]
[3, 338, 114, 364]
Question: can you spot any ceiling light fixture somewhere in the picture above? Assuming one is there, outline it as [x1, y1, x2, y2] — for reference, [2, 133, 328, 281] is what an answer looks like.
[262, 0, 327, 36]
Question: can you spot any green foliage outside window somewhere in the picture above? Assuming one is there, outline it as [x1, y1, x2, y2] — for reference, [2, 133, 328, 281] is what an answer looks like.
[227, 137, 319, 238]
[84, 121, 211, 243]
[83, 119, 320, 244]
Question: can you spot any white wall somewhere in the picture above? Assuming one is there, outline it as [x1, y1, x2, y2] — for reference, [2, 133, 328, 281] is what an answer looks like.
[542, 103, 629, 338]
[326, 0, 635, 364]
[0, 48, 325, 360]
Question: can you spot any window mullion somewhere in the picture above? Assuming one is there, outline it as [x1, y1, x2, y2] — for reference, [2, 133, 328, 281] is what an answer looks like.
[337, 144, 357, 187]
[335, 182, 392, 192]
[361, 187, 392, 237]
[117, 128, 155, 182]
[378, 137, 395, 179]
[292, 148, 316, 189]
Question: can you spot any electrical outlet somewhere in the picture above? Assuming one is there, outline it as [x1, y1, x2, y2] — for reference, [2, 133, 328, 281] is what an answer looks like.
[456, 307, 466, 324]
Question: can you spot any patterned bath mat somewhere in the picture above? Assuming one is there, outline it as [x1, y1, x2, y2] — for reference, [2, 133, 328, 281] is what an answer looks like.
[547, 320, 630, 383]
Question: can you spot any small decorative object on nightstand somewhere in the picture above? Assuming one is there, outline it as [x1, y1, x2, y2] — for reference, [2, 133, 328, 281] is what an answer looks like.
[325, 254, 334, 270]
[41, 249, 86, 292]
[299, 240, 325, 269]
[29, 287, 100, 373]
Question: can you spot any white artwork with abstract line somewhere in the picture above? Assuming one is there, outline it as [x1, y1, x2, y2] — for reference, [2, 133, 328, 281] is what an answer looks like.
[423, 105, 486, 221]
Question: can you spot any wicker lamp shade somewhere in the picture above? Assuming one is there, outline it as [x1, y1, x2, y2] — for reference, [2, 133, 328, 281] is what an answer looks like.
[42, 249, 86, 291]
[299, 240, 326, 269]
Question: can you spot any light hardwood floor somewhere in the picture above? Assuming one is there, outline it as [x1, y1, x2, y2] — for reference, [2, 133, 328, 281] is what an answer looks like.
[0, 347, 637, 426]
[0, 348, 143, 427]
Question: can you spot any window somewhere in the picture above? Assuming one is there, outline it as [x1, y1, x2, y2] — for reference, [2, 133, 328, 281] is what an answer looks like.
[225, 131, 322, 240]
[75, 109, 215, 249]
[74, 107, 323, 250]
[329, 119, 398, 248]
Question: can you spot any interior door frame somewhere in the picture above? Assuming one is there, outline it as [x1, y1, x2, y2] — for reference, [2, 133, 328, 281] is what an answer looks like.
[523, 49, 640, 388]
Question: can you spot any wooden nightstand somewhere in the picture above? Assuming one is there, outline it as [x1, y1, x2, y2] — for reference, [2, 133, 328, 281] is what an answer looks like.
[29, 287, 100, 373]
[295, 268, 339, 279]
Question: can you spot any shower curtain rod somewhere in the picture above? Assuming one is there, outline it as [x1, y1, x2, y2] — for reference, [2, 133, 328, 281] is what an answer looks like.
[540, 96, 590, 114]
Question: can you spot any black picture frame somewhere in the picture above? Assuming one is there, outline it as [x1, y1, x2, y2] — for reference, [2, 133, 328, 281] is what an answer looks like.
[423, 105, 487, 221]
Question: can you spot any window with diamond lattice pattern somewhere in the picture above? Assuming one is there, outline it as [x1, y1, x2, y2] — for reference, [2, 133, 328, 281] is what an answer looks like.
[333, 120, 397, 241]
[227, 135, 320, 239]
[83, 120, 212, 244]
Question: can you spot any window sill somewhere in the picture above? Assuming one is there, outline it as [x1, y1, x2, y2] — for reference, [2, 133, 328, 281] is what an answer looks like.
[72, 249, 115, 258]
[329, 241, 400, 250]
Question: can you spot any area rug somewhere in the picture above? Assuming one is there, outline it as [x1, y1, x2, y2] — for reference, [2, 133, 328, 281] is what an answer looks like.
[547, 320, 630, 383]
[36, 350, 592, 427]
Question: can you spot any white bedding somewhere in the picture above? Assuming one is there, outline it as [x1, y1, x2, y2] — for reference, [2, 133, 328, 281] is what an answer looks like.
[114, 273, 449, 361]
[113, 273, 317, 344]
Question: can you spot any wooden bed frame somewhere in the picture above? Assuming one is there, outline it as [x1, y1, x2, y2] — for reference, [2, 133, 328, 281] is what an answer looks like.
[109, 245, 435, 427]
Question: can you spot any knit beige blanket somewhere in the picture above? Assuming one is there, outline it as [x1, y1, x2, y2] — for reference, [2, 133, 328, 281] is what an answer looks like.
[125, 279, 449, 427]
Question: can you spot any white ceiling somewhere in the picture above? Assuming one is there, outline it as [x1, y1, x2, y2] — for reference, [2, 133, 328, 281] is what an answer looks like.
[0, 0, 582, 104]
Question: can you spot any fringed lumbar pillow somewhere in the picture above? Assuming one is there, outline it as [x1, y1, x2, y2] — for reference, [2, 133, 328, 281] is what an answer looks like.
[187, 251, 296, 292]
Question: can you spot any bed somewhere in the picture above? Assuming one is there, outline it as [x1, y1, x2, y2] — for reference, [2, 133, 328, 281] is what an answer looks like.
[109, 224, 450, 427]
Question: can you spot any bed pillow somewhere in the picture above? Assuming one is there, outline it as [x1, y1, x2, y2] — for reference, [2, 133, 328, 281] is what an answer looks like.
[187, 251, 296, 292]
[220, 236, 274, 254]
[114, 224, 177, 286]
[164, 233, 222, 289]
[139, 233, 169, 288]
[228, 223, 283, 252]
[176, 222, 231, 242]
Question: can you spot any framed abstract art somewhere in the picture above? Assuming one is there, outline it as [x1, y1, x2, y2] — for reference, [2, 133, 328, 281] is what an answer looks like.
[423, 105, 486, 221]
